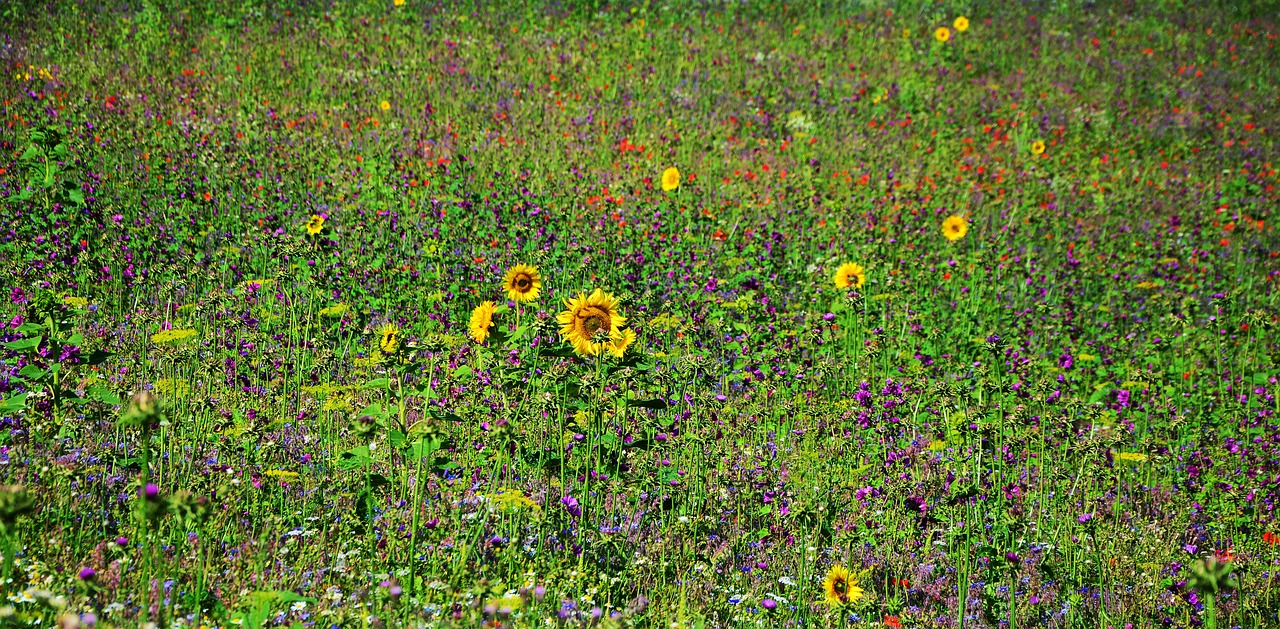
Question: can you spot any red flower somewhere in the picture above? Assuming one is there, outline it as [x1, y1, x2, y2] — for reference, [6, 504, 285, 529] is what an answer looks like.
[1264, 531, 1280, 546]
[884, 616, 902, 628]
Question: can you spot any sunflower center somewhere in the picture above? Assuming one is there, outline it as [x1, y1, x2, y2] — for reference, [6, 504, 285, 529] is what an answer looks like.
[581, 310, 607, 334]
[516, 276, 530, 289]
[833, 577, 848, 598]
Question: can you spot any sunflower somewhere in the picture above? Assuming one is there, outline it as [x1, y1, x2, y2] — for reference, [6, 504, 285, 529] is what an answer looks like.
[469, 301, 498, 344]
[305, 214, 326, 235]
[822, 564, 864, 607]
[502, 264, 542, 302]
[934, 27, 951, 42]
[557, 289, 626, 357]
[661, 167, 681, 192]
[380, 100, 391, 111]
[375, 323, 401, 355]
[607, 327, 637, 358]
[832, 262, 866, 289]
[942, 215, 969, 241]
[1030, 140, 1046, 155]
[954, 16, 969, 32]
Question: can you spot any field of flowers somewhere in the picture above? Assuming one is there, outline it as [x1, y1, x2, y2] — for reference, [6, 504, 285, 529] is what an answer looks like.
[2, 0, 1280, 627]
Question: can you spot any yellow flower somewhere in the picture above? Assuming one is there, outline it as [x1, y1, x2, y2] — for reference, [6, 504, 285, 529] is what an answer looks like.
[557, 289, 626, 357]
[305, 214, 326, 235]
[1030, 140, 1046, 155]
[935, 27, 951, 42]
[483, 489, 539, 512]
[942, 215, 969, 241]
[376, 323, 401, 354]
[318, 303, 349, 317]
[469, 301, 498, 344]
[502, 264, 542, 302]
[954, 16, 969, 32]
[1117, 451, 1148, 462]
[393, 0, 405, 5]
[822, 564, 864, 607]
[832, 262, 866, 289]
[661, 167, 681, 192]
[151, 329, 198, 345]
[607, 327, 637, 358]
[379, 100, 391, 111]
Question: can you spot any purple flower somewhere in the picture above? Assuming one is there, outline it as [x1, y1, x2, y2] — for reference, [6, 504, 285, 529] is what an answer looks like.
[1078, 513, 1093, 524]
[1115, 389, 1131, 408]
[558, 601, 575, 620]
[143, 483, 159, 499]
[561, 495, 581, 518]
[762, 598, 777, 611]
[79, 567, 96, 580]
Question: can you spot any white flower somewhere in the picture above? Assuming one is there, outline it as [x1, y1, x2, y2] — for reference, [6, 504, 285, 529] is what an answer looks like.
[291, 601, 307, 612]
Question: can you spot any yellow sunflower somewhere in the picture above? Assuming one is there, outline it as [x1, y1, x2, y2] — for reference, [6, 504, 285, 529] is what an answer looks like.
[502, 264, 542, 302]
[305, 214, 326, 235]
[375, 323, 401, 354]
[935, 27, 951, 42]
[954, 16, 969, 32]
[822, 564, 865, 607]
[557, 289, 626, 357]
[1030, 140, 1046, 155]
[942, 215, 969, 241]
[832, 262, 866, 289]
[607, 327, 637, 358]
[469, 301, 498, 344]
[661, 167, 681, 192]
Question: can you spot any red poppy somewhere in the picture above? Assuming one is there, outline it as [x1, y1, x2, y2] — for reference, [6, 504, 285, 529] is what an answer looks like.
[1264, 531, 1280, 546]
[884, 616, 902, 628]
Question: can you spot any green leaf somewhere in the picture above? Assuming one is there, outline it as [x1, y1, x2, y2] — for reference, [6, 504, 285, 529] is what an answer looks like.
[453, 365, 473, 379]
[85, 349, 113, 366]
[0, 393, 28, 412]
[336, 446, 373, 471]
[427, 409, 465, 423]
[388, 430, 407, 448]
[87, 386, 121, 405]
[17, 365, 47, 381]
[3, 336, 41, 351]
[15, 323, 44, 334]
[403, 438, 443, 460]
[362, 378, 391, 390]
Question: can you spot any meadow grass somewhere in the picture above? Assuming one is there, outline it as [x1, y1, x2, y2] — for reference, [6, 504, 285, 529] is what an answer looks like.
[1, 1, 1280, 627]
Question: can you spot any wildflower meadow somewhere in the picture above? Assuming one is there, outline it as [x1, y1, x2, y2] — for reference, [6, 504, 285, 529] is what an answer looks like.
[2, 1, 1280, 627]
